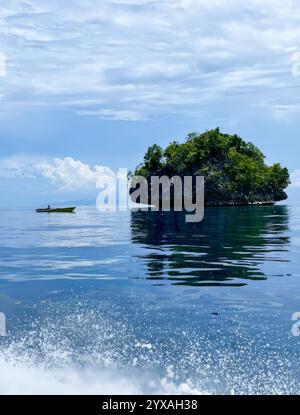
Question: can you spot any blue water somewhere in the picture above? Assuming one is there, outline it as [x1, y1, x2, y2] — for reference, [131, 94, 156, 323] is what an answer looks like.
[0, 204, 300, 394]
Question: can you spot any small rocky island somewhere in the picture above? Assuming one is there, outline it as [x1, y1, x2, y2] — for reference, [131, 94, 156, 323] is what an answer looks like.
[134, 128, 290, 206]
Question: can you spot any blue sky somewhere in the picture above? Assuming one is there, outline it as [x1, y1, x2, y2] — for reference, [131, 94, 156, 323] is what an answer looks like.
[0, 0, 300, 206]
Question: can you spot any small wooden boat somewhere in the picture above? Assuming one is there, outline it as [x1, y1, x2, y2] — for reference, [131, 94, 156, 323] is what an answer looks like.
[36, 207, 76, 213]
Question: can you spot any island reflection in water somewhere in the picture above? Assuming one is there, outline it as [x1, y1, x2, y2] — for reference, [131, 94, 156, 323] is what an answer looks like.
[130, 205, 290, 287]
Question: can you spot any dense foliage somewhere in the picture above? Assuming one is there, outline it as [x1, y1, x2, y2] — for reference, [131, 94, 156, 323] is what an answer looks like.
[135, 128, 290, 205]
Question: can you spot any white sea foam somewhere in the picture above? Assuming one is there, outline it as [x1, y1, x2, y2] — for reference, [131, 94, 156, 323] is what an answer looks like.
[0, 307, 298, 395]
[0, 354, 204, 395]
[0, 309, 206, 395]
[0, 334, 297, 395]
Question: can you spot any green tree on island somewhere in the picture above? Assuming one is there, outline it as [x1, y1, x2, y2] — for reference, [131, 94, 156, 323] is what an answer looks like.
[134, 128, 290, 206]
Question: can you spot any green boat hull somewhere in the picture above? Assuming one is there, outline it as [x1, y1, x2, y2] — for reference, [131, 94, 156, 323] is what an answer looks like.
[36, 207, 76, 213]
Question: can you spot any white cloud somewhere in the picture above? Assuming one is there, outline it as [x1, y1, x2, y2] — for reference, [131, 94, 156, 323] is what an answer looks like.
[0, 0, 300, 120]
[0, 155, 116, 190]
[77, 109, 145, 121]
[0, 154, 46, 178]
[32, 157, 116, 190]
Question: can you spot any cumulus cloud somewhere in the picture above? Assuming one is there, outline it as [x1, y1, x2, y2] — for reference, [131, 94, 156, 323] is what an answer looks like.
[31, 157, 116, 190]
[0, 155, 116, 190]
[0, 0, 300, 121]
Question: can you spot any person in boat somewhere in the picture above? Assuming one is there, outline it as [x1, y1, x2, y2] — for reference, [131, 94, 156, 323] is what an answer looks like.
[47, 205, 51, 210]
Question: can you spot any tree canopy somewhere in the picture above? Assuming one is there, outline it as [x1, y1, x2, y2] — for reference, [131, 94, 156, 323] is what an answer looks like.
[134, 128, 290, 205]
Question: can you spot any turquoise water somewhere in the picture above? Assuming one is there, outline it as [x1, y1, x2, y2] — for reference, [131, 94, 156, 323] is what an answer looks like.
[0, 204, 300, 394]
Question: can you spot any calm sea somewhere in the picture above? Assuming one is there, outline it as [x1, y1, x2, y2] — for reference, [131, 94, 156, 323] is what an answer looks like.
[0, 204, 300, 394]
